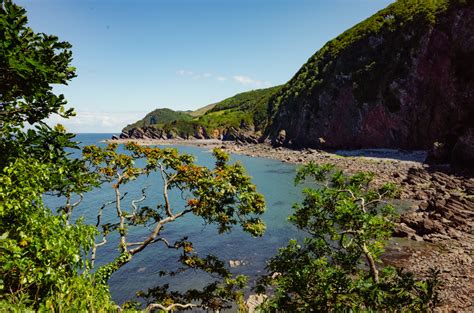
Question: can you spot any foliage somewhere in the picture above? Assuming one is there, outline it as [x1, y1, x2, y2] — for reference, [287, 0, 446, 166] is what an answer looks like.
[123, 108, 193, 131]
[0, 0, 112, 310]
[82, 142, 266, 310]
[195, 85, 281, 133]
[256, 163, 439, 312]
[0, 1, 266, 311]
[0, 0, 76, 127]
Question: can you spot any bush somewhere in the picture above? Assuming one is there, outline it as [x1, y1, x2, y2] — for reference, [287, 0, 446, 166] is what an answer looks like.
[256, 163, 439, 312]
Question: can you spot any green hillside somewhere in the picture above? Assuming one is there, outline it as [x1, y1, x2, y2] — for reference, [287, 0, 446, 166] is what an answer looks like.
[122, 85, 282, 138]
[123, 108, 192, 131]
[197, 86, 281, 132]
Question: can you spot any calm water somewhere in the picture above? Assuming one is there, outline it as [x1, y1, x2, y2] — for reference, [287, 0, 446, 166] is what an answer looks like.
[44, 134, 304, 305]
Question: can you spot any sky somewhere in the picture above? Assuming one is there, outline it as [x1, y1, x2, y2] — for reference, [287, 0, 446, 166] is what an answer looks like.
[17, 0, 394, 133]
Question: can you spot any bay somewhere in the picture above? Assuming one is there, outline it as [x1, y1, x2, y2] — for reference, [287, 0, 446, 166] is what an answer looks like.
[44, 134, 304, 305]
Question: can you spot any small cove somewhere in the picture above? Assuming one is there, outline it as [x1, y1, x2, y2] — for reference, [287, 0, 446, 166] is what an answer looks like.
[44, 134, 305, 305]
[43, 134, 418, 307]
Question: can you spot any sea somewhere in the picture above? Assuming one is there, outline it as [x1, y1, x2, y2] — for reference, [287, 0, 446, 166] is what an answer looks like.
[44, 134, 305, 305]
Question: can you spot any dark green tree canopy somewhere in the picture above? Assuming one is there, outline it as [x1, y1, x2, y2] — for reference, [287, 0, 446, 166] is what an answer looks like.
[0, 0, 75, 126]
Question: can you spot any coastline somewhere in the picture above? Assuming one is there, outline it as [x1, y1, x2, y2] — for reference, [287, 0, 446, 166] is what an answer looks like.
[107, 138, 473, 311]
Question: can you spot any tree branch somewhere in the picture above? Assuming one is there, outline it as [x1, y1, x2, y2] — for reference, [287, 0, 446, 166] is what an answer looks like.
[91, 236, 107, 268]
[130, 185, 149, 216]
[129, 209, 192, 255]
[146, 302, 197, 312]
[63, 193, 83, 225]
[362, 243, 379, 283]
[159, 163, 174, 217]
[114, 175, 127, 252]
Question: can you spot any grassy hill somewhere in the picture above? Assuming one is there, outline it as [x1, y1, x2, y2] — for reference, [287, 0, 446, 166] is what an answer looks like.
[123, 108, 192, 131]
[122, 86, 281, 138]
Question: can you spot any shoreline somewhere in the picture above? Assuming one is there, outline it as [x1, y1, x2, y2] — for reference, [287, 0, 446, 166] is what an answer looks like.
[107, 138, 473, 311]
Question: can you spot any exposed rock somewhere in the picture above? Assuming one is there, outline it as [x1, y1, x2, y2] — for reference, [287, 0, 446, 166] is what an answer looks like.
[266, 2, 474, 170]
[228, 259, 247, 268]
[452, 128, 474, 169]
[275, 129, 286, 146]
[426, 142, 451, 164]
[245, 294, 267, 313]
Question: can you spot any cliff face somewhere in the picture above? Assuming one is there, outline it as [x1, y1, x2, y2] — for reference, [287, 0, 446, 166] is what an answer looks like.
[267, 0, 473, 165]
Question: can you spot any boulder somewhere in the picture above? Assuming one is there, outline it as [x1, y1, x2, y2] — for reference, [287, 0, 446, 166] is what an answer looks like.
[451, 129, 474, 169]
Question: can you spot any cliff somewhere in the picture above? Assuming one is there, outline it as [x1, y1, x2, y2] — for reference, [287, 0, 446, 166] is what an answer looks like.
[266, 0, 473, 167]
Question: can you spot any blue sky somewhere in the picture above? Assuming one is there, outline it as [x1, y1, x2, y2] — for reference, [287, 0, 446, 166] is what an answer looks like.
[17, 0, 394, 133]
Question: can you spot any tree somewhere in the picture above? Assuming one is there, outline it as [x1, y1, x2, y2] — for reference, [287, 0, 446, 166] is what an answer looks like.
[83, 142, 265, 311]
[256, 163, 439, 312]
[0, 1, 266, 311]
[0, 1, 107, 310]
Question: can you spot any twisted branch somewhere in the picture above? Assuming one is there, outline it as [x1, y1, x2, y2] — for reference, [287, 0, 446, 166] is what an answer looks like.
[146, 302, 197, 312]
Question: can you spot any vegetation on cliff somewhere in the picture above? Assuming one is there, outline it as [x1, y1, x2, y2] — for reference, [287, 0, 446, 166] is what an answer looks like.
[268, 0, 455, 118]
[123, 108, 192, 131]
[266, 0, 473, 158]
[122, 0, 473, 169]
[121, 85, 281, 139]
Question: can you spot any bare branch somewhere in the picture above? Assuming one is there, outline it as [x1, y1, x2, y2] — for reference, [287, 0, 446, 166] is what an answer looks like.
[64, 194, 71, 225]
[362, 243, 379, 283]
[91, 236, 108, 268]
[129, 209, 192, 255]
[159, 163, 173, 217]
[146, 302, 197, 312]
[96, 200, 114, 227]
[114, 175, 127, 252]
[126, 237, 178, 249]
[70, 193, 84, 210]
[131, 185, 149, 216]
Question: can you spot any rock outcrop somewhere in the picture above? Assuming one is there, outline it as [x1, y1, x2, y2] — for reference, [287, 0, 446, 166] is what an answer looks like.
[267, 0, 474, 168]
[395, 167, 474, 242]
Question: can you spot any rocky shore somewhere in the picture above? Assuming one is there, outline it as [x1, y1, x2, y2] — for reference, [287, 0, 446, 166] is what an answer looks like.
[108, 138, 473, 311]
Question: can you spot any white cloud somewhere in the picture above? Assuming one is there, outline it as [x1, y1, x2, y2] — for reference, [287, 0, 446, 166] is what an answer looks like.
[45, 111, 147, 133]
[177, 69, 229, 82]
[177, 69, 213, 80]
[233, 75, 272, 87]
[233, 75, 254, 85]
[177, 69, 194, 76]
[177, 69, 271, 87]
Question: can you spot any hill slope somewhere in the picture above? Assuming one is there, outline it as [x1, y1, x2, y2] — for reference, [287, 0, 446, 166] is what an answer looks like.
[123, 108, 192, 131]
[266, 0, 473, 166]
[120, 86, 281, 141]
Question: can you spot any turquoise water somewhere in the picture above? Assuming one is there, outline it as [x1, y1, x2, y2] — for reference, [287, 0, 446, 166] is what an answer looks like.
[45, 134, 304, 304]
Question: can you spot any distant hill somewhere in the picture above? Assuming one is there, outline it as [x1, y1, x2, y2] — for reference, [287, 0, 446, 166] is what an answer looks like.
[123, 108, 192, 131]
[188, 103, 217, 117]
[120, 85, 281, 142]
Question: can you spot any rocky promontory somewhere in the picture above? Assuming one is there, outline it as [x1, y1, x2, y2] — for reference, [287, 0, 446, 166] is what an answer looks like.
[266, 0, 474, 169]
